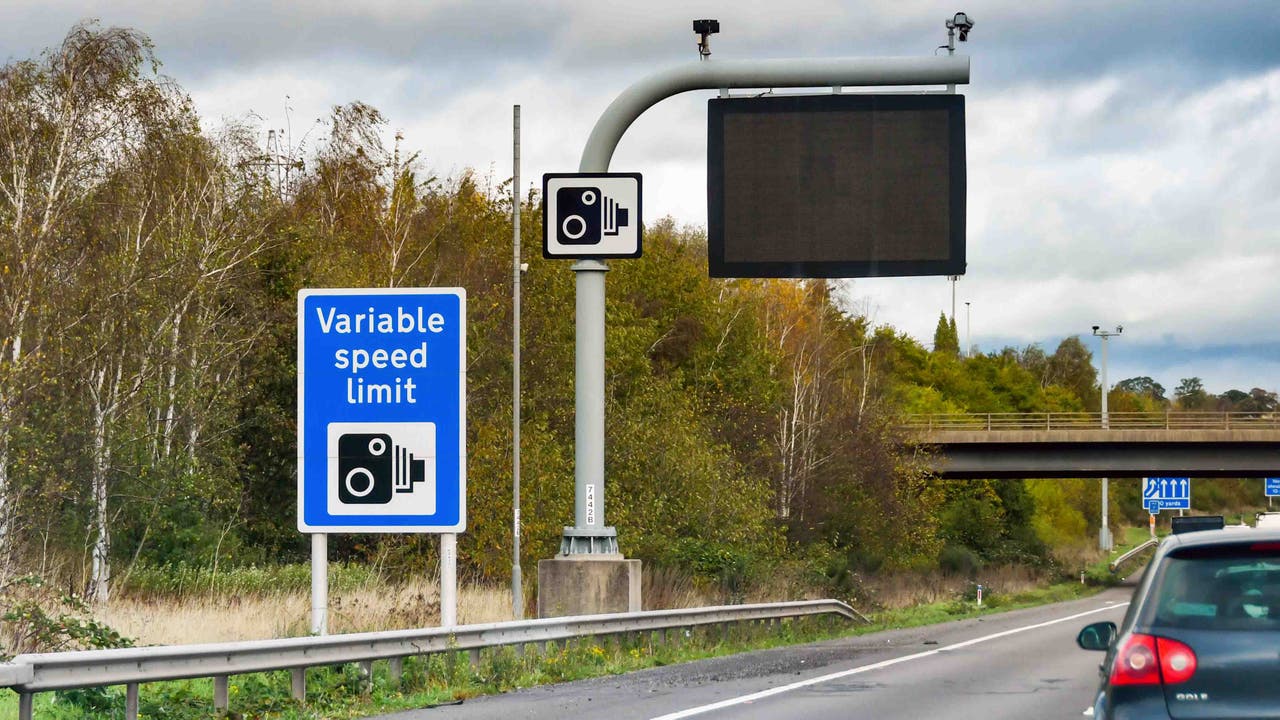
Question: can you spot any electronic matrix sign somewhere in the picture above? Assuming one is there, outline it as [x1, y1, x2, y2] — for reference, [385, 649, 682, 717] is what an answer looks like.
[707, 93, 966, 279]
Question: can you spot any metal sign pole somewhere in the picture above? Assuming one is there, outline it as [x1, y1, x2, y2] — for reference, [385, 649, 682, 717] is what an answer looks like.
[310, 533, 327, 635]
[441, 532, 457, 627]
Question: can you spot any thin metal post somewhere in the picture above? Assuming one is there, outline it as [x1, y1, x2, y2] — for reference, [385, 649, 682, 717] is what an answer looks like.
[310, 533, 327, 635]
[126, 683, 139, 719]
[964, 301, 971, 358]
[214, 675, 229, 712]
[441, 533, 457, 627]
[512, 104, 524, 618]
[359, 660, 373, 693]
[948, 276, 957, 324]
[18, 693, 32, 720]
[1093, 326, 1120, 552]
[291, 668, 306, 701]
[1101, 334, 1110, 550]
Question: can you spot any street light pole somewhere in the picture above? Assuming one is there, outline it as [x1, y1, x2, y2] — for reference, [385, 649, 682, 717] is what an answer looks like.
[948, 275, 958, 324]
[1092, 324, 1122, 551]
[964, 301, 971, 358]
[511, 105, 523, 619]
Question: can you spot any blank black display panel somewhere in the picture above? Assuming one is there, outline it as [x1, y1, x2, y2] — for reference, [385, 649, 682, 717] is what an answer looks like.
[707, 93, 965, 278]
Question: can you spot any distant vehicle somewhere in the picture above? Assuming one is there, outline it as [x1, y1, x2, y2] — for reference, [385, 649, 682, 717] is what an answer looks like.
[1255, 512, 1280, 529]
[1077, 526, 1280, 719]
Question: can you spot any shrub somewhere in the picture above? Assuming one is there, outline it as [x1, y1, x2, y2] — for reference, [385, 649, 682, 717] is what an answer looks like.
[0, 574, 133, 659]
[938, 545, 984, 577]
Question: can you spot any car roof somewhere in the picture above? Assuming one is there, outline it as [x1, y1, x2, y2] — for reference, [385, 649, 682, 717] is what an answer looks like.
[1160, 526, 1280, 553]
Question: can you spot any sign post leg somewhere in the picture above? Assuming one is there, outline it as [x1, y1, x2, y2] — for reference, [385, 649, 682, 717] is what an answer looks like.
[310, 533, 327, 635]
[441, 532, 457, 627]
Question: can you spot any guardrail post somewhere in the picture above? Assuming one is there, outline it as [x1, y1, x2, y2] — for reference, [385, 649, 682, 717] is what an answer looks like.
[468, 648, 481, 669]
[986, 414, 991, 431]
[214, 675, 229, 713]
[291, 668, 306, 701]
[359, 660, 373, 694]
[18, 692, 33, 720]
[126, 682, 139, 720]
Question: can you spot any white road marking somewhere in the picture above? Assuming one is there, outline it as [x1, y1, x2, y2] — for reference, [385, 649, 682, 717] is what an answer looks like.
[649, 602, 1129, 720]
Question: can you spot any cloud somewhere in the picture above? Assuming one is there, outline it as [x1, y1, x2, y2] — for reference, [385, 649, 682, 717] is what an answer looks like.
[5, 2, 1280, 393]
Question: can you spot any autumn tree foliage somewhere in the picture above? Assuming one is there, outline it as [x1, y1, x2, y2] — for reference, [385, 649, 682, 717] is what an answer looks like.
[1, 24, 1274, 600]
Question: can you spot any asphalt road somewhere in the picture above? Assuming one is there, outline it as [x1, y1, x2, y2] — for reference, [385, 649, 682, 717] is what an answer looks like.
[370, 587, 1133, 720]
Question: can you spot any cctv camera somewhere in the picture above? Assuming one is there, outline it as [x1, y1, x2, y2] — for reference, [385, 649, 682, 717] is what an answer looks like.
[693, 19, 720, 35]
[1116, 325, 1123, 334]
[946, 12, 974, 41]
[1092, 325, 1100, 333]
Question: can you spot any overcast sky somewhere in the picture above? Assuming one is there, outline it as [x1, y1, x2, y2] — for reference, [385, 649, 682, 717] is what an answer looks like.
[5, 1, 1279, 396]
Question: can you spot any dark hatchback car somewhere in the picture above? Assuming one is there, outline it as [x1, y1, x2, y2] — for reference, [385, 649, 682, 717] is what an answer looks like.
[1078, 525, 1280, 719]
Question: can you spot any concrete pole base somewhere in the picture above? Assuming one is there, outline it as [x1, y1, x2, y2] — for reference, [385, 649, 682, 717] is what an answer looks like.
[537, 556, 642, 618]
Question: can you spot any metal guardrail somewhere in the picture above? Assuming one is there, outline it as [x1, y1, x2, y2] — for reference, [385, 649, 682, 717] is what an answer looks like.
[2, 599, 862, 719]
[903, 411, 1280, 432]
[1109, 538, 1159, 573]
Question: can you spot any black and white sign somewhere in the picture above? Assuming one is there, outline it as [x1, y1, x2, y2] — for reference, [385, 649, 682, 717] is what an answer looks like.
[543, 173, 642, 258]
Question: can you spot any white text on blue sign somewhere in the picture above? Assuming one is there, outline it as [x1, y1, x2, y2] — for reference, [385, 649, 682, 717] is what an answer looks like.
[314, 305, 448, 405]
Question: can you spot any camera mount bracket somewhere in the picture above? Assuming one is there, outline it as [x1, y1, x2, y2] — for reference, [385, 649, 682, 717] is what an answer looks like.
[693, 19, 719, 60]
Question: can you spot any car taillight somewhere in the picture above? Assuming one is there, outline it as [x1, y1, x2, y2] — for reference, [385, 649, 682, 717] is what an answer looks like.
[1156, 637, 1198, 684]
[1110, 633, 1198, 686]
[1111, 634, 1160, 685]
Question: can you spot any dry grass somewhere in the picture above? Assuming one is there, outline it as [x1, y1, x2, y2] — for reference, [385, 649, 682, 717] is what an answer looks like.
[862, 564, 1048, 609]
[102, 568, 722, 646]
[100, 580, 512, 646]
[641, 565, 717, 610]
[98, 561, 1065, 647]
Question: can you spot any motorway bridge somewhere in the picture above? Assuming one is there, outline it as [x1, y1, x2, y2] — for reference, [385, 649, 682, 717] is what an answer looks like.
[903, 411, 1280, 478]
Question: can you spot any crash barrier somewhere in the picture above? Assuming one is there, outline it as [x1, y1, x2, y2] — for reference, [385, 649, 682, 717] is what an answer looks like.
[3, 599, 865, 719]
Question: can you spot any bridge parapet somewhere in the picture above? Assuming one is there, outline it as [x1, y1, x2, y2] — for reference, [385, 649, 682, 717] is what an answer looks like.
[904, 411, 1279, 433]
[903, 412, 1280, 478]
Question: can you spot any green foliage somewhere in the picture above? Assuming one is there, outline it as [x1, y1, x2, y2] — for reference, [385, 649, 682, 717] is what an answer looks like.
[933, 312, 960, 355]
[0, 575, 133, 659]
[2, 22, 1272, 610]
[938, 545, 984, 576]
[671, 538, 758, 603]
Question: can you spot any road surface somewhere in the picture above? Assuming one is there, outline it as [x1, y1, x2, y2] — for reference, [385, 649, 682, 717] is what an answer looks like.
[371, 587, 1132, 720]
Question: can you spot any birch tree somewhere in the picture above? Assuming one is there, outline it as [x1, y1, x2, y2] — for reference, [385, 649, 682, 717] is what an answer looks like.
[0, 24, 156, 576]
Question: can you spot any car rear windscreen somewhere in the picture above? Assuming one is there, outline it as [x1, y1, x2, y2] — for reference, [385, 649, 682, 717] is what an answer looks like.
[1141, 543, 1280, 630]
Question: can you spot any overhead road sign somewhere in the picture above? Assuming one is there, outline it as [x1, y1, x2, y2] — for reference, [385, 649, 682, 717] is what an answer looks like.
[298, 288, 466, 533]
[1266, 478, 1280, 497]
[707, 93, 966, 279]
[1143, 476, 1190, 514]
[543, 173, 642, 259]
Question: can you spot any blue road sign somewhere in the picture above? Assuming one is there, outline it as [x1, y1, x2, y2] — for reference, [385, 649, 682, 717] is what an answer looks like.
[1266, 478, 1280, 497]
[297, 288, 466, 533]
[1143, 476, 1190, 514]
